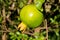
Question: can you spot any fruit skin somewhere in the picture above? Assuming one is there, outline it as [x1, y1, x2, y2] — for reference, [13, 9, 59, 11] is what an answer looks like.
[20, 4, 43, 28]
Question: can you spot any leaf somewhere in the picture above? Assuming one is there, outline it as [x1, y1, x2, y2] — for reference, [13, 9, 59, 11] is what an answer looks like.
[29, 37, 35, 40]
[9, 32, 15, 36]
[19, 2, 24, 8]
[16, 31, 21, 35]
[34, 0, 45, 11]
[53, 29, 59, 36]
[0, 17, 2, 23]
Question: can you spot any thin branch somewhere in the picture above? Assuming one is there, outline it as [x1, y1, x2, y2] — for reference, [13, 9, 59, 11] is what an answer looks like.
[7, 18, 18, 30]
[44, 19, 48, 40]
[2, 6, 7, 30]
[9, 2, 16, 10]
[59, 0, 60, 3]
[34, 27, 46, 33]
[27, 0, 32, 4]
[6, 11, 18, 30]
[2, 6, 7, 40]
[2, 33, 7, 40]
[0, 29, 17, 33]
[23, 31, 34, 36]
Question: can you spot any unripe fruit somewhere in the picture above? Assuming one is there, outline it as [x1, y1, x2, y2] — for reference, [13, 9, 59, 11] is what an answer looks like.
[20, 4, 44, 28]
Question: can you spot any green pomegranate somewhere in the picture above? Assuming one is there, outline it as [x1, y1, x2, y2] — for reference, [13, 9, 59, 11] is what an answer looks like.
[18, 4, 44, 31]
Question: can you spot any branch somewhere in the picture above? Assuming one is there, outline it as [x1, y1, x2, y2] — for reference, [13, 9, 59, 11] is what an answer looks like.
[2, 6, 7, 30]
[6, 11, 18, 30]
[23, 31, 34, 36]
[44, 19, 48, 40]
[27, 0, 32, 4]
[2, 6, 7, 40]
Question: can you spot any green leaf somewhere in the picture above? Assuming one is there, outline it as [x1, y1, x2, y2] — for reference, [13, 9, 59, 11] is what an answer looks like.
[0, 17, 2, 23]
[16, 31, 20, 35]
[9, 32, 15, 36]
[53, 29, 59, 36]
[34, 0, 45, 11]
[22, 0, 28, 4]
[10, 36, 15, 39]
[36, 34, 45, 40]
[19, 2, 24, 8]
[34, 32, 40, 38]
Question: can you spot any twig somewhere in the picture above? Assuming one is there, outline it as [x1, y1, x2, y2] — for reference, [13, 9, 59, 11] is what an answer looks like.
[0, 30, 9, 32]
[7, 18, 18, 30]
[45, 3, 51, 13]
[2, 33, 7, 40]
[9, 2, 16, 10]
[23, 31, 34, 36]
[0, 29, 17, 33]
[6, 11, 18, 30]
[2, 6, 7, 30]
[27, 0, 32, 4]
[59, 0, 60, 3]
[34, 27, 46, 33]
[44, 19, 48, 40]
[2, 6, 7, 40]
[46, 0, 49, 2]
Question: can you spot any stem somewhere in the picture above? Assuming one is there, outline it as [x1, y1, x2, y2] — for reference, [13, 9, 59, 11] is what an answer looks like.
[27, 0, 32, 4]
[2, 6, 7, 40]
[44, 19, 48, 40]
[2, 33, 7, 40]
